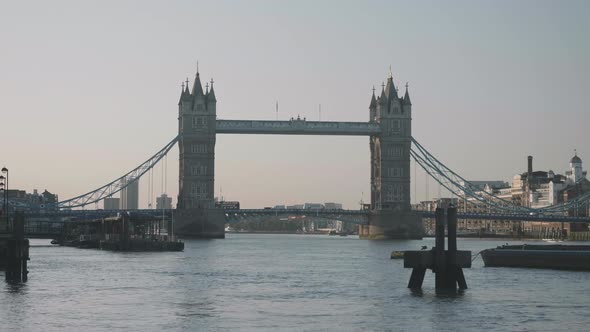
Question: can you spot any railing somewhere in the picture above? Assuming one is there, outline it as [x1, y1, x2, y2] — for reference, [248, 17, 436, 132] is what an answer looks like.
[224, 208, 369, 215]
[223, 208, 369, 225]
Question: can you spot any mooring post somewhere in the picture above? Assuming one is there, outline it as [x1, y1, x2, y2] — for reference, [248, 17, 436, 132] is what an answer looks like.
[5, 211, 29, 282]
[434, 208, 447, 289]
[121, 213, 130, 250]
[404, 207, 471, 291]
[446, 207, 458, 290]
[407, 265, 426, 289]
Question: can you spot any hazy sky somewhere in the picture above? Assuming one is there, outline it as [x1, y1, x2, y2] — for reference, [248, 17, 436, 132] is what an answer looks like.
[1, 0, 589, 209]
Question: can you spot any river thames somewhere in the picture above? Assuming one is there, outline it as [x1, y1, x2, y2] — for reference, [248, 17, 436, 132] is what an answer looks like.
[2, 234, 590, 331]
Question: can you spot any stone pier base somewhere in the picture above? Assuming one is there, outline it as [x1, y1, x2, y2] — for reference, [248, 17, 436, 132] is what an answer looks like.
[174, 208, 225, 238]
[359, 210, 423, 240]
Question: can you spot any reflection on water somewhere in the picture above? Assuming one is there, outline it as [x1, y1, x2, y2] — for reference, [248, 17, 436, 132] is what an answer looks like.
[4, 281, 28, 294]
[1, 234, 590, 331]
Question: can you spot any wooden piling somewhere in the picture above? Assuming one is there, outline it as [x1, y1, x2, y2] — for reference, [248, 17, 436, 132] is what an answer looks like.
[404, 207, 470, 291]
[447, 207, 467, 290]
[434, 208, 447, 289]
[5, 211, 29, 282]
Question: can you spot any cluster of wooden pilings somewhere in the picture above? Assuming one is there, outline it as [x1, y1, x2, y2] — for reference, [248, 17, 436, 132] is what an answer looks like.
[2, 211, 29, 282]
[404, 207, 471, 291]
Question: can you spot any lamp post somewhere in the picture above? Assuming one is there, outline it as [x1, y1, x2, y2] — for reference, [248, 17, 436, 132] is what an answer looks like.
[0, 176, 4, 227]
[1, 167, 7, 226]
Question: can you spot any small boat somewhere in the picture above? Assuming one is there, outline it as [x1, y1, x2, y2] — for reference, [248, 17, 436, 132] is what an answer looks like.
[481, 244, 590, 270]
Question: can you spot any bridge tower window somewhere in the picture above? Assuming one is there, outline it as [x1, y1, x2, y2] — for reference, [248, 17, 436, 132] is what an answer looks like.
[191, 182, 208, 198]
[390, 119, 401, 134]
[191, 165, 207, 176]
[386, 146, 403, 158]
[387, 167, 404, 177]
[192, 117, 208, 128]
[393, 184, 404, 202]
[190, 144, 208, 153]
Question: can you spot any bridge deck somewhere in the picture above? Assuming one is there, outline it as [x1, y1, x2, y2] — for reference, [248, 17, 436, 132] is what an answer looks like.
[12, 209, 589, 237]
[216, 119, 381, 136]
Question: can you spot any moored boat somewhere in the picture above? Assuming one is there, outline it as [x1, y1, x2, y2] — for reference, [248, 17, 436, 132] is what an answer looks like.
[481, 244, 590, 270]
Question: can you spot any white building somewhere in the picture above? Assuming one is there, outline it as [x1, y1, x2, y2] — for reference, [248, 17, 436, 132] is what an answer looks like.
[566, 153, 587, 184]
[529, 153, 587, 208]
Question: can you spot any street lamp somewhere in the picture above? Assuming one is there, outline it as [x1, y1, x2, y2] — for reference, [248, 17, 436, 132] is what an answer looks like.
[1, 167, 7, 226]
[0, 176, 4, 228]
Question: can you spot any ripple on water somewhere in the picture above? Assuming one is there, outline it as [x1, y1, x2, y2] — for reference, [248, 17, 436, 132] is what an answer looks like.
[2, 236, 590, 331]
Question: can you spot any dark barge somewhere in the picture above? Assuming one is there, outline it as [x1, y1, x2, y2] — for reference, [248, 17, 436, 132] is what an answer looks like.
[61, 212, 184, 252]
[481, 244, 590, 270]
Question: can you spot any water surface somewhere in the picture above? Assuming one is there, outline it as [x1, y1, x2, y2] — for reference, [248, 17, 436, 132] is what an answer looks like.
[2, 235, 590, 331]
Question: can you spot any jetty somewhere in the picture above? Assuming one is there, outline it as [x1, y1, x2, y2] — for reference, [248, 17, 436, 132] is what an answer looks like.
[60, 212, 183, 251]
[0, 211, 29, 282]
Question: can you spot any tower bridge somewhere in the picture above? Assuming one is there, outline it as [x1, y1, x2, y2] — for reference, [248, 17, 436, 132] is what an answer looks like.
[174, 69, 419, 239]
[11, 67, 588, 240]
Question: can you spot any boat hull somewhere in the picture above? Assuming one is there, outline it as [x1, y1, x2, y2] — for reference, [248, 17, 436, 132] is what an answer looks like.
[481, 245, 590, 270]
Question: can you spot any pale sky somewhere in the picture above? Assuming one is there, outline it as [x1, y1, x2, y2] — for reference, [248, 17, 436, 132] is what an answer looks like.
[1, 0, 589, 209]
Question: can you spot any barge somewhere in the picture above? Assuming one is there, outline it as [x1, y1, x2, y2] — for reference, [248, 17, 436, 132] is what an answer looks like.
[61, 213, 184, 252]
[481, 244, 590, 270]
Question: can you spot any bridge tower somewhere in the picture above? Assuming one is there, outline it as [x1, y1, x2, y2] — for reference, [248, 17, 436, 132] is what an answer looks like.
[175, 70, 225, 238]
[361, 72, 422, 239]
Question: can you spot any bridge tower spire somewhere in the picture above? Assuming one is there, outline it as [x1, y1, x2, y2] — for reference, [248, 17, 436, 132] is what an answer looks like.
[369, 86, 377, 122]
[192, 70, 204, 96]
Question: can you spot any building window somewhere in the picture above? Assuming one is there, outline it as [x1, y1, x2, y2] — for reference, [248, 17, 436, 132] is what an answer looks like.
[385, 184, 404, 202]
[386, 145, 403, 158]
[393, 184, 404, 202]
[385, 185, 394, 202]
[387, 167, 403, 177]
[191, 165, 207, 176]
[191, 116, 207, 128]
[191, 144, 207, 153]
[191, 182, 208, 198]
[390, 119, 401, 134]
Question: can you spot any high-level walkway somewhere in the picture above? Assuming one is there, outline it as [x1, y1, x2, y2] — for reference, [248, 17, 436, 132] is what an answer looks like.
[216, 119, 381, 136]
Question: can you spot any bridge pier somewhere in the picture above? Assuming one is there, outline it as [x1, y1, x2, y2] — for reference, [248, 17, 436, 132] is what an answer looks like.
[174, 208, 225, 238]
[360, 210, 423, 240]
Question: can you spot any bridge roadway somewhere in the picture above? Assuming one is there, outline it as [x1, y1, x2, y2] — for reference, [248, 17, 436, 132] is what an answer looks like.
[216, 119, 381, 136]
[19, 208, 590, 223]
[10, 208, 590, 237]
[224, 209, 590, 224]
